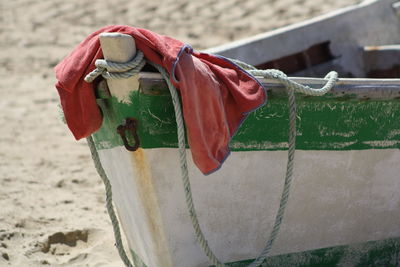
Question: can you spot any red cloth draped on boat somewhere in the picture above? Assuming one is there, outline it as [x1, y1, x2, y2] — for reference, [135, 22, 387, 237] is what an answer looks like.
[55, 25, 266, 175]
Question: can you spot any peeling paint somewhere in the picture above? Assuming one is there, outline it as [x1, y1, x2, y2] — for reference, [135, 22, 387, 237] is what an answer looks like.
[388, 129, 400, 139]
[108, 75, 140, 104]
[98, 141, 112, 149]
[93, 92, 400, 151]
[229, 141, 288, 150]
[362, 140, 400, 147]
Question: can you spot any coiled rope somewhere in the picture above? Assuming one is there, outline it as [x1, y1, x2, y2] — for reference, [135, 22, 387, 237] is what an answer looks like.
[85, 51, 338, 267]
[84, 51, 146, 82]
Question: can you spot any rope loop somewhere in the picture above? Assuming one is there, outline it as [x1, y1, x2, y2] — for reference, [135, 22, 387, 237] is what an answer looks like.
[84, 50, 146, 83]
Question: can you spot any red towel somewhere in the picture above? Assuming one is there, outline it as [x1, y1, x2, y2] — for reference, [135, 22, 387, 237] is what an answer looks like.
[55, 25, 266, 175]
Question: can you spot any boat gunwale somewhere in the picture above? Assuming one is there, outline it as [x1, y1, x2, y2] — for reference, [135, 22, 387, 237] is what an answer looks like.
[136, 72, 400, 100]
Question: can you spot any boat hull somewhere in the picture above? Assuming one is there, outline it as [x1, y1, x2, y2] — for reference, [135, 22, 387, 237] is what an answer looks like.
[95, 146, 400, 266]
[89, 0, 400, 265]
[92, 83, 400, 266]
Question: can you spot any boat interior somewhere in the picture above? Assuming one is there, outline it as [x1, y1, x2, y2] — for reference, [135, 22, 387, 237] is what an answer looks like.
[96, 0, 400, 99]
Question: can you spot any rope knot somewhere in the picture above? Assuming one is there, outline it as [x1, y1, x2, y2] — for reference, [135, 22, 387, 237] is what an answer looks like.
[84, 50, 146, 83]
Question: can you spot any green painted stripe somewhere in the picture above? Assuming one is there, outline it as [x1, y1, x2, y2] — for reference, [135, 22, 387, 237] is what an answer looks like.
[215, 236, 400, 267]
[93, 90, 400, 151]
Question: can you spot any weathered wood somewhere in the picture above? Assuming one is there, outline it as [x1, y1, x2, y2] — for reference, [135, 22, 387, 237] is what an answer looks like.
[363, 45, 400, 77]
[134, 72, 400, 100]
[204, 0, 400, 78]
[99, 33, 140, 103]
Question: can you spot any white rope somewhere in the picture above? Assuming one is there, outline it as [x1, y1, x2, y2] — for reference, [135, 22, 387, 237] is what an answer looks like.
[84, 51, 145, 82]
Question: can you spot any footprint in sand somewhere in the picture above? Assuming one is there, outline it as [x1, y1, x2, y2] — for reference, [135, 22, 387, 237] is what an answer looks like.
[26, 229, 120, 266]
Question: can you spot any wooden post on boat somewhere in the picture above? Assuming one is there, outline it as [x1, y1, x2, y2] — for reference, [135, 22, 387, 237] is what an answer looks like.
[99, 33, 140, 102]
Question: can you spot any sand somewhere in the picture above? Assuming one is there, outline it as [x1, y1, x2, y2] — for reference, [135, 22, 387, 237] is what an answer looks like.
[0, 0, 360, 266]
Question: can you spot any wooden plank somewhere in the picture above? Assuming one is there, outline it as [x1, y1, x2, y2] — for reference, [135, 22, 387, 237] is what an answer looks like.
[363, 45, 400, 77]
[135, 72, 400, 100]
[203, 0, 400, 78]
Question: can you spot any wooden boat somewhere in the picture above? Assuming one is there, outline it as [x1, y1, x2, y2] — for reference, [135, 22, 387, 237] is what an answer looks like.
[89, 0, 400, 266]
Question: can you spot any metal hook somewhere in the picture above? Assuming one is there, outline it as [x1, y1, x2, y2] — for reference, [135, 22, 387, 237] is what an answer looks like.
[116, 118, 140, 151]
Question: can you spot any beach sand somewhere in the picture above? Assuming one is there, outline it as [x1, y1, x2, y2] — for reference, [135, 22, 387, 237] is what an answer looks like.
[0, 0, 360, 266]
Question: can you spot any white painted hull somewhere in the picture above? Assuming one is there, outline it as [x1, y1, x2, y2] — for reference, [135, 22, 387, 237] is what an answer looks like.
[98, 147, 400, 266]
